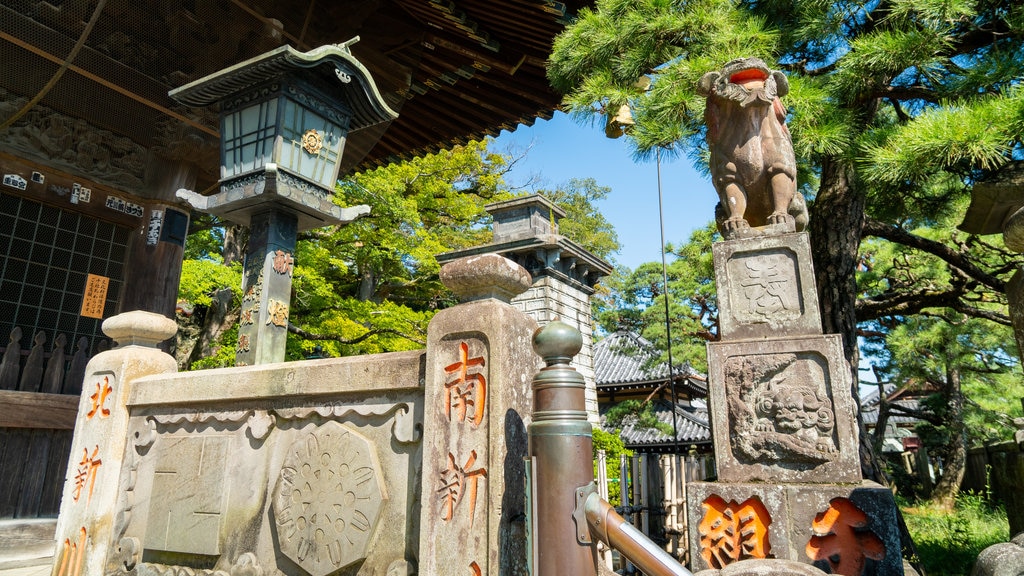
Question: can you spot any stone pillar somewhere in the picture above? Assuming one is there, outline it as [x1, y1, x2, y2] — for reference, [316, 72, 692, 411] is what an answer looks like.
[417, 254, 539, 576]
[236, 210, 298, 366]
[51, 311, 177, 576]
[687, 233, 905, 576]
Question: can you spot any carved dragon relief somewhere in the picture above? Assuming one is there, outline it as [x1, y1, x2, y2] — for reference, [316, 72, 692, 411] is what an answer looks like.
[697, 58, 808, 238]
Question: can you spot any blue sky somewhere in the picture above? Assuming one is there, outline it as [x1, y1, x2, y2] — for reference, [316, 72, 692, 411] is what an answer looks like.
[492, 111, 718, 270]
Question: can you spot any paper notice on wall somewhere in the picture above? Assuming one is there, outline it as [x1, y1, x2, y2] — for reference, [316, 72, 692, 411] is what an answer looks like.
[80, 274, 110, 319]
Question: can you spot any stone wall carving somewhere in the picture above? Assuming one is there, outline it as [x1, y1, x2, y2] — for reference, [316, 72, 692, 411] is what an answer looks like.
[724, 352, 836, 467]
[273, 421, 386, 576]
[0, 88, 147, 189]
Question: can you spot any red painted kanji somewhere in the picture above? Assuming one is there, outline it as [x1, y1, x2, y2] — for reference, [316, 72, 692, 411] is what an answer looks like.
[72, 445, 102, 504]
[86, 376, 112, 419]
[438, 450, 487, 525]
[806, 498, 885, 576]
[443, 342, 486, 427]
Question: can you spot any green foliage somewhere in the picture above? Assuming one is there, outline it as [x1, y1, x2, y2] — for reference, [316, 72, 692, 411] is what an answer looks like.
[177, 259, 241, 308]
[595, 223, 717, 373]
[902, 493, 1008, 576]
[604, 399, 674, 436]
[189, 324, 239, 370]
[592, 427, 633, 506]
[178, 139, 621, 367]
[552, 0, 1024, 506]
[858, 223, 1023, 446]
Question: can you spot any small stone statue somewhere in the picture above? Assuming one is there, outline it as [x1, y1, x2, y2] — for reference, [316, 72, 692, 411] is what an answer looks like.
[698, 58, 807, 237]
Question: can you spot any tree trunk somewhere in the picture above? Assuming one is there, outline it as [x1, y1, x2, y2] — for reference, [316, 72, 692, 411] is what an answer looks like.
[224, 224, 247, 266]
[806, 157, 876, 473]
[931, 365, 966, 510]
[807, 155, 925, 574]
[358, 265, 378, 302]
[185, 288, 237, 370]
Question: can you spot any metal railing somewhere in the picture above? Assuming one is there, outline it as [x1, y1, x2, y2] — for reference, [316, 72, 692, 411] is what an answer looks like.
[527, 320, 693, 576]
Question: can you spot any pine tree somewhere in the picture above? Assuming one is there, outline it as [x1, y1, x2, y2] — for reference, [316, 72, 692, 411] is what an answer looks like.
[549, 0, 1024, 480]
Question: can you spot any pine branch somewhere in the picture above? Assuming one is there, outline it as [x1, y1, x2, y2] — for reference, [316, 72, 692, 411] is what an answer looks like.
[862, 218, 1006, 292]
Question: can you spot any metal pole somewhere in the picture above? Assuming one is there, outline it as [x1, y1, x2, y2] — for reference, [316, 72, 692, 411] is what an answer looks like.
[528, 321, 598, 576]
[656, 147, 681, 454]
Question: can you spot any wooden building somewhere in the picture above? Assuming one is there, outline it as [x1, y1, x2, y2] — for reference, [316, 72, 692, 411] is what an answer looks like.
[0, 0, 590, 527]
[594, 330, 712, 454]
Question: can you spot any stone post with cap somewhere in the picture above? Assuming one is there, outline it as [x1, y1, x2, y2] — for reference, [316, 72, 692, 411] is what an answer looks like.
[51, 311, 178, 576]
[417, 253, 539, 576]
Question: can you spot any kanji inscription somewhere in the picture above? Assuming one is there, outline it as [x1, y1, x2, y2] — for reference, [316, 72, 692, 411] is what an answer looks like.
[272, 249, 294, 276]
[438, 450, 487, 525]
[806, 498, 884, 576]
[72, 445, 102, 504]
[87, 376, 113, 419]
[55, 527, 87, 576]
[728, 250, 801, 324]
[698, 495, 771, 569]
[443, 342, 486, 427]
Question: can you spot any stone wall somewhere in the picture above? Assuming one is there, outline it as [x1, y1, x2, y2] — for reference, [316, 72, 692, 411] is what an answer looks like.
[51, 255, 540, 576]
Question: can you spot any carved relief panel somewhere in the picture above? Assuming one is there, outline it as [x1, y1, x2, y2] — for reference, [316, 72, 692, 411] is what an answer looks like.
[272, 421, 387, 576]
[713, 233, 822, 340]
[109, 378, 423, 576]
[707, 335, 861, 484]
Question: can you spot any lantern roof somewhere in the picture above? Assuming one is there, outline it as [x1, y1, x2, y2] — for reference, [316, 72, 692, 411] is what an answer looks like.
[169, 40, 398, 132]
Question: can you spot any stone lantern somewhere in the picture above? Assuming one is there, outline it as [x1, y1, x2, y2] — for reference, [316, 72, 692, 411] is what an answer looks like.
[959, 161, 1024, 362]
[169, 40, 398, 365]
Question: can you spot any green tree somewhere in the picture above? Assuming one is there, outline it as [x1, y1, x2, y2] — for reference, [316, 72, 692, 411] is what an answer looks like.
[177, 139, 620, 367]
[596, 223, 718, 373]
[593, 427, 633, 506]
[857, 222, 1022, 508]
[548, 0, 1024, 481]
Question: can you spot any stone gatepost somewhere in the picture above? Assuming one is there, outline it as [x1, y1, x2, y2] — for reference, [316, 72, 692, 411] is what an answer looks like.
[689, 58, 907, 576]
[418, 254, 539, 576]
[50, 311, 177, 576]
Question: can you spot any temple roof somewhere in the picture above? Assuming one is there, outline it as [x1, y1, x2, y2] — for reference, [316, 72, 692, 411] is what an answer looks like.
[594, 330, 707, 396]
[2, 0, 590, 192]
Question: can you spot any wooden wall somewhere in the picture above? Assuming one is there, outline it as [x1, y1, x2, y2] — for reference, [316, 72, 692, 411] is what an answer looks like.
[0, 325, 88, 519]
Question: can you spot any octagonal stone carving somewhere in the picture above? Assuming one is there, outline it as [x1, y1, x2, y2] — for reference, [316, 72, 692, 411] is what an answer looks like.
[273, 421, 387, 575]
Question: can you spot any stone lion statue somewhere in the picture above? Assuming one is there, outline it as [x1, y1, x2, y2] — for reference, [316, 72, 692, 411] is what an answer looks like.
[698, 58, 808, 237]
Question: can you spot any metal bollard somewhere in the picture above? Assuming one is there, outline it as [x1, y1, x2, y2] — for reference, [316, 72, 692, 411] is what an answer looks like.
[528, 320, 597, 576]
[528, 321, 694, 576]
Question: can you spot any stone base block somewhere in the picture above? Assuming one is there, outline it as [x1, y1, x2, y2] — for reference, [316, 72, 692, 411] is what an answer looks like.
[713, 232, 821, 341]
[687, 481, 904, 576]
[706, 334, 861, 484]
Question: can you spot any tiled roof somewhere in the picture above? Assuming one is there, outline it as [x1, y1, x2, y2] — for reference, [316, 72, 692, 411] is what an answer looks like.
[593, 330, 707, 395]
[599, 398, 711, 450]
[861, 398, 924, 426]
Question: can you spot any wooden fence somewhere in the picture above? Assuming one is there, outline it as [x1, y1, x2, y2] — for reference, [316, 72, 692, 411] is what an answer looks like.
[963, 440, 1024, 536]
[0, 326, 99, 519]
[596, 450, 715, 571]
